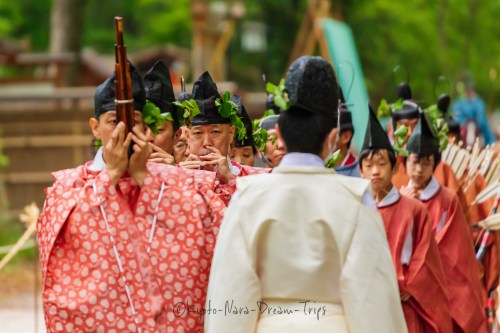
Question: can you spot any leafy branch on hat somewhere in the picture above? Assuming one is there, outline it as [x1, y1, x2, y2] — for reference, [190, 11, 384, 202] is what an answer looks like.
[377, 98, 403, 119]
[252, 126, 269, 152]
[393, 124, 409, 157]
[262, 109, 276, 118]
[215, 91, 247, 141]
[423, 104, 449, 152]
[143, 100, 174, 135]
[325, 150, 342, 169]
[172, 99, 201, 128]
[266, 79, 290, 111]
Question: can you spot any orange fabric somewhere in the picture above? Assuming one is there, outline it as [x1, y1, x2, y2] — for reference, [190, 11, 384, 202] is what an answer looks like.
[461, 172, 499, 294]
[392, 159, 471, 225]
[392, 156, 410, 189]
[379, 194, 452, 333]
[421, 186, 487, 333]
[433, 163, 471, 225]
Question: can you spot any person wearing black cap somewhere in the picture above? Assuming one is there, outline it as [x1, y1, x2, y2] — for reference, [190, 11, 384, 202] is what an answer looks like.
[438, 93, 499, 300]
[256, 115, 286, 168]
[391, 93, 472, 227]
[179, 71, 270, 203]
[359, 106, 451, 333]
[205, 56, 407, 333]
[143, 60, 183, 165]
[37, 64, 227, 332]
[172, 78, 193, 163]
[229, 94, 257, 166]
[333, 93, 360, 177]
[401, 113, 487, 333]
[437, 94, 462, 144]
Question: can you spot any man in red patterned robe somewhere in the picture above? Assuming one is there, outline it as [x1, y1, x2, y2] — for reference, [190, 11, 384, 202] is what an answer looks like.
[178, 72, 270, 204]
[37, 66, 225, 333]
[359, 107, 452, 333]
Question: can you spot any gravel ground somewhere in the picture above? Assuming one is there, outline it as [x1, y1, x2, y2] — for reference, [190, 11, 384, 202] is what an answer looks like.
[0, 292, 46, 333]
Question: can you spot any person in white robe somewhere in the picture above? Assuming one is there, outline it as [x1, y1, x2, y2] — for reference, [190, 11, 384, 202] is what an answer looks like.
[204, 56, 407, 333]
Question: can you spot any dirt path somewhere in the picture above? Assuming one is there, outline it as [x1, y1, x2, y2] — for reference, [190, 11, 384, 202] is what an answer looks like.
[0, 292, 46, 333]
[0, 260, 46, 332]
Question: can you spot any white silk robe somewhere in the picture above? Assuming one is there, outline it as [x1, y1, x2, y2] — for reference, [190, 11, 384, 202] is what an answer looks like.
[204, 164, 408, 333]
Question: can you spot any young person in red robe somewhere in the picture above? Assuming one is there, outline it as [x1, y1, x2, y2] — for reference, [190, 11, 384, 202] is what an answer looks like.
[401, 112, 487, 333]
[439, 93, 498, 296]
[391, 92, 471, 224]
[359, 106, 452, 333]
[37, 65, 226, 333]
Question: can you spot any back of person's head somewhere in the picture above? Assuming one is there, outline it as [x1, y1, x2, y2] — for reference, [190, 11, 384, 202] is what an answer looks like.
[279, 56, 339, 155]
[278, 107, 336, 155]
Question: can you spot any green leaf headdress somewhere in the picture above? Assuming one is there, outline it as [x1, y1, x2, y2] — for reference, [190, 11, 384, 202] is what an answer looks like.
[325, 150, 343, 168]
[172, 99, 201, 128]
[142, 100, 173, 135]
[215, 91, 247, 141]
[265, 78, 290, 112]
[423, 104, 449, 152]
[252, 114, 280, 153]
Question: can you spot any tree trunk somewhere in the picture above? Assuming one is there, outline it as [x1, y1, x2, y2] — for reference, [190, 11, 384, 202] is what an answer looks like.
[49, 0, 88, 86]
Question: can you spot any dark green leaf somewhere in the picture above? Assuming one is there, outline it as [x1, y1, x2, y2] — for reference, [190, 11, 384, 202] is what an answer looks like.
[392, 99, 404, 110]
[222, 91, 230, 102]
[263, 109, 276, 118]
[325, 150, 342, 168]
[265, 82, 277, 94]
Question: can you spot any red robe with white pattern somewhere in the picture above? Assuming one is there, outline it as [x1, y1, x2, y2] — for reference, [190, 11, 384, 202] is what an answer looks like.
[214, 161, 271, 205]
[417, 179, 487, 333]
[378, 189, 452, 333]
[37, 162, 225, 333]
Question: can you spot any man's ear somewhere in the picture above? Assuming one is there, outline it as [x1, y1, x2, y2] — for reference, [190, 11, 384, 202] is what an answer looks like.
[340, 131, 352, 145]
[89, 118, 100, 139]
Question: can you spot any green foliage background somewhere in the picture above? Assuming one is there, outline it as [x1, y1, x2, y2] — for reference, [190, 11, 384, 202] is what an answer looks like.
[0, 0, 498, 108]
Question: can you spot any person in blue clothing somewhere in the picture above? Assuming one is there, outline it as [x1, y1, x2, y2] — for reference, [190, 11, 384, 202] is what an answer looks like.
[451, 81, 494, 146]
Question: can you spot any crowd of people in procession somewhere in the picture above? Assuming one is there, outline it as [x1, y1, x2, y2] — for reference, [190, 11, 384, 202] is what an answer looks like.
[36, 55, 500, 333]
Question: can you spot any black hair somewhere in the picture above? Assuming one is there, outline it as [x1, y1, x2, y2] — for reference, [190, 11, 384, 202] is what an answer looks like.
[278, 105, 337, 156]
[359, 148, 397, 170]
[172, 120, 180, 133]
[340, 129, 354, 149]
[404, 151, 441, 171]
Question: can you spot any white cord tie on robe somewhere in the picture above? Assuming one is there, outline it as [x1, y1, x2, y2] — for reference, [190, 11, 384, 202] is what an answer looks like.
[93, 182, 143, 333]
[147, 182, 167, 253]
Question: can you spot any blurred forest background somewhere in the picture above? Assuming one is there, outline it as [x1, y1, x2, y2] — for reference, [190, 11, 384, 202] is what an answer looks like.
[0, 0, 498, 107]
